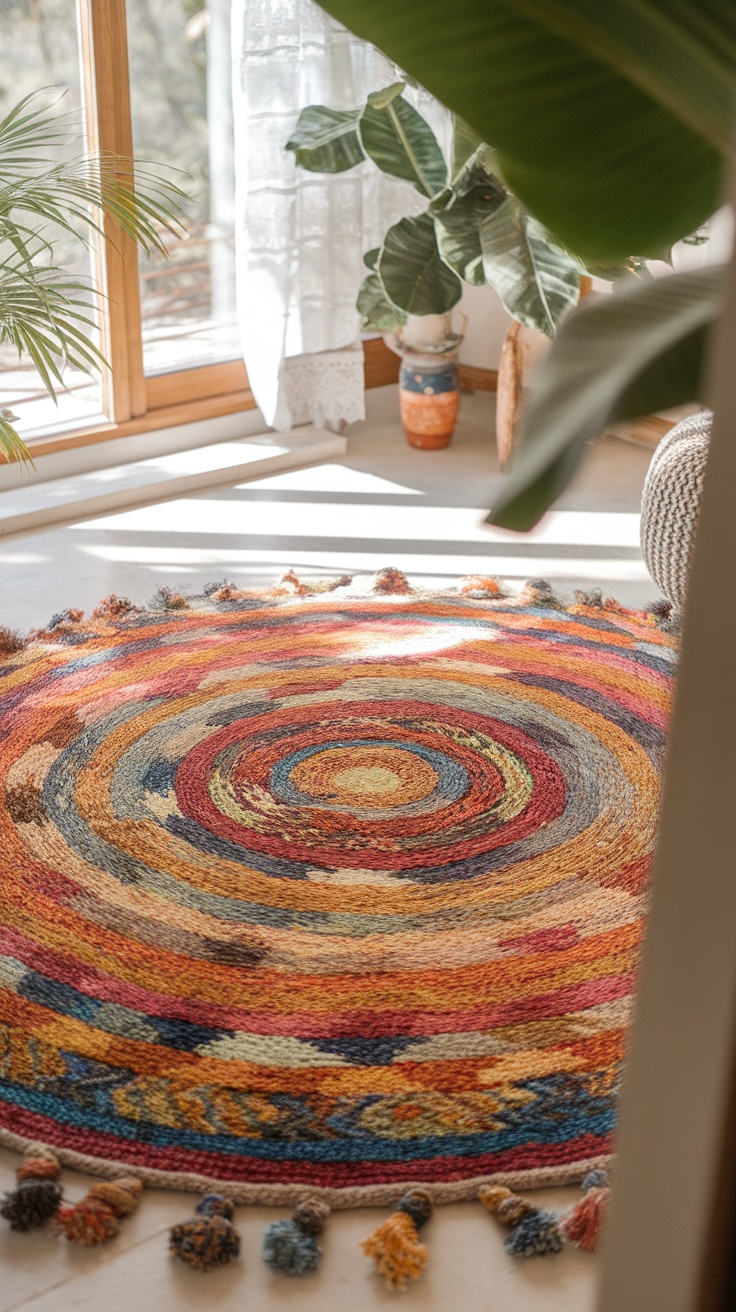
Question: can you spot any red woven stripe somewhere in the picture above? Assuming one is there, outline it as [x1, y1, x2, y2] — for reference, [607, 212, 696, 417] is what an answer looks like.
[2, 1103, 612, 1185]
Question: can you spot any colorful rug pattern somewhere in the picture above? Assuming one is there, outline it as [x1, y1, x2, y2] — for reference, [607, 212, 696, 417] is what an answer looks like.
[0, 577, 677, 1204]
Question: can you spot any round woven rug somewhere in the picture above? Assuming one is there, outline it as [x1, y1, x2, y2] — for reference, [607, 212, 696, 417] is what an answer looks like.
[0, 576, 677, 1205]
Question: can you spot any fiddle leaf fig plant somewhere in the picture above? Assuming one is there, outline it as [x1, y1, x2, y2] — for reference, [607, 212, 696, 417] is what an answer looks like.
[311, 0, 734, 529]
[286, 83, 584, 339]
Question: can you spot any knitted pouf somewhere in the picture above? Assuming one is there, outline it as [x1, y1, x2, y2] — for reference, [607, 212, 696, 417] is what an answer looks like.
[640, 410, 711, 611]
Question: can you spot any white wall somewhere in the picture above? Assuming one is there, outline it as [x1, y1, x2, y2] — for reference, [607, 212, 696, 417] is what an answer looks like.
[457, 282, 512, 371]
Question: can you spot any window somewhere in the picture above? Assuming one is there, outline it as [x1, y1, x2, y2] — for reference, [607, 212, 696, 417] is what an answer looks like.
[127, 0, 239, 375]
[0, 0, 251, 453]
[0, 0, 105, 435]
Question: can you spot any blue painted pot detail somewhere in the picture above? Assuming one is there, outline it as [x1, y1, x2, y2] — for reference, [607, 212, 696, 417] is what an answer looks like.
[399, 363, 458, 395]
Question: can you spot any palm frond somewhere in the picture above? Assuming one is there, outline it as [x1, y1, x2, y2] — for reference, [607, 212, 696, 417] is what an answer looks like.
[0, 254, 105, 395]
[0, 89, 188, 263]
[0, 155, 188, 261]
[0, 409, 34, 470]
[0, 89, 189, 473]
[0, 90, 79, 167]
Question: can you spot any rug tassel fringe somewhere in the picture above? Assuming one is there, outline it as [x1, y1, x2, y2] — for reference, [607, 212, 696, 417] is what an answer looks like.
[561, 1170, 610, 1252]
[479, 1184, 563, 1256]
[361, 1188, 433, 1290]
[0, 1144, 62, 1232]
[55, 1176, 142, 1245]
[263, 1198, 331, 1275]
[169, 1193, 240, 1270]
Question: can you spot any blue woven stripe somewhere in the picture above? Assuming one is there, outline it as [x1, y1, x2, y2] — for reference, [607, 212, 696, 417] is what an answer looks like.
[0, 1080, 614, 1163]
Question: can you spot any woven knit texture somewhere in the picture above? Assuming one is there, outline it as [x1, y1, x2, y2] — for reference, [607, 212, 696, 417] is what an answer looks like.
[0, 578, 677, 1205]
[640, 409, 711, 611]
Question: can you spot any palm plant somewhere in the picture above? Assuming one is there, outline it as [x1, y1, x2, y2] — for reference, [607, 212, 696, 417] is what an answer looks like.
[0, 91, 187, 465]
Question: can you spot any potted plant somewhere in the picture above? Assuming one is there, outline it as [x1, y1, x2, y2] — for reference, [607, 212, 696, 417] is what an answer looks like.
[287, 83, 583, 449]
[0, 91, 186, 467]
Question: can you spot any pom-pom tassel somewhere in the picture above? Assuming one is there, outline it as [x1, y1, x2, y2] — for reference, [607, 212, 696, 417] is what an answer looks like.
[263, 1198, 331, 1275]
[562, 1170, 610, 1253]
[479, 1184, 563, 1257]
[55, 1175, 142, 1245]
[169, 1193, 240, 1270]
[361, 1188, 433, 1290]
[0, 1144, 62, 1231]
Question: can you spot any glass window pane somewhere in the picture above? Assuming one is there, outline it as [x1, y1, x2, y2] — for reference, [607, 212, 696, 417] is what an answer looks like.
[127, 0, 239, 375]
[0, 0, 105, 439]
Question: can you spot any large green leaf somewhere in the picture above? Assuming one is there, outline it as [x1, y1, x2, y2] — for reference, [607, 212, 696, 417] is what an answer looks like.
[512, 0, 736, 156]
[434, 219, 484, 287]
[378, 212, 462, 315]
[285, 106, 365, 173]
[317, 0, 724, 260]
[479, 198, 582, 336]
[451, 116, 483, 180]
[489, 266, 725, 531]
[357, 272, 408, 331]
[432, 156, 507, 286]
[359, 87, 447, 198]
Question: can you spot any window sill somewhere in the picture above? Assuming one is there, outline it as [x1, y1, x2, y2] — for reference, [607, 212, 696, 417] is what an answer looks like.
[22, 339, 496, 461]
[25, 387, 257, 460]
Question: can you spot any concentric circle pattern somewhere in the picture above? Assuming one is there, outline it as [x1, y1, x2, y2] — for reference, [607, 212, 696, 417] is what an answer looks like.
[0, 586, 678, 1202]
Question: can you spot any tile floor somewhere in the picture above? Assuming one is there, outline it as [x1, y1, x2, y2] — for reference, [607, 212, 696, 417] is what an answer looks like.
[0, 386, 658, 1310]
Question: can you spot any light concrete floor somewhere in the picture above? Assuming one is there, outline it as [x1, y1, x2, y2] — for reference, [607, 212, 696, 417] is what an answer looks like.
[0, 387, 657, 1309]
[0, 1152, 597, 1312]
[0, 387, 658, 633]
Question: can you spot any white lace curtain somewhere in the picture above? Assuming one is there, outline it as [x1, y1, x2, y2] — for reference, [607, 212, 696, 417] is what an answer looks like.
[231, 0, 451, 431]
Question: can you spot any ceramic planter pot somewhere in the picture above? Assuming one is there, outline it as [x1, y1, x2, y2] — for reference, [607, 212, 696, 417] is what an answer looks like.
[385, 314, 466, 451]
[399, 357, 460, 449]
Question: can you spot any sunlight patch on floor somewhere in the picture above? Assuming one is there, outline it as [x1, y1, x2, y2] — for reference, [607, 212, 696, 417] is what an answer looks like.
[234, 463, 423, 495]
[74, 500, 642, 546]
[79, 543, 649, 583]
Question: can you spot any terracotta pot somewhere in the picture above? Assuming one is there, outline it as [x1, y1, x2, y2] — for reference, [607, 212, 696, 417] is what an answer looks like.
[399, 357, 460, 449]
[385, 313, 466, 450]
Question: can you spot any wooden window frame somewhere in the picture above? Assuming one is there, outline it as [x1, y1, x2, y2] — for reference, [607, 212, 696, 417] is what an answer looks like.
[65, 0, 251, 444]
[20, 2, 496, 461]
[78, 0, 146, 423]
